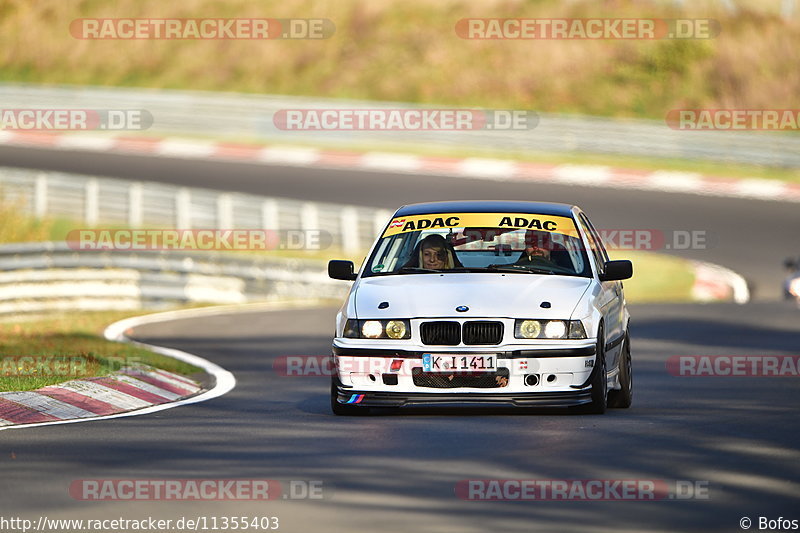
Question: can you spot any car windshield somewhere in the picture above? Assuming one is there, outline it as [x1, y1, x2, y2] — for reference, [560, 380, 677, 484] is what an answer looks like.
[363, 212, 591, 277]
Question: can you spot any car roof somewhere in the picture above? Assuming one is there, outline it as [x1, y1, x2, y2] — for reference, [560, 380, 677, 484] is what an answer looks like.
[394, 201, 577, 218]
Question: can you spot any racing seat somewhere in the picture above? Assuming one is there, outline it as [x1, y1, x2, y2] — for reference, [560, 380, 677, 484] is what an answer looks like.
[549, 244, 574, 270]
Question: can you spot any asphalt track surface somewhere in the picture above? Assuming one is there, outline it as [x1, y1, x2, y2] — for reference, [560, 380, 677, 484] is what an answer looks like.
[1, 144, 799, 532]
[1, 303, 799, 532]
[0, 144, 798, 299]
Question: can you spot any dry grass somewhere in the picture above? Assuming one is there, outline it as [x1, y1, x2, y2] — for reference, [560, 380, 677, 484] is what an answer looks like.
[0, 194, 64, 243]
[0, 310, 201, 392]
[1, 0, 798, 119]
[609, 250, 696, 304]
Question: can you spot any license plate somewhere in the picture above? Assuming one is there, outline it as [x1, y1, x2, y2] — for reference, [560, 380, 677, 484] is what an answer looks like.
[422, 354, 497, 373]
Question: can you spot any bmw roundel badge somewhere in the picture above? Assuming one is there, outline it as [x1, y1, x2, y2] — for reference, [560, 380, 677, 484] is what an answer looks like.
[456, 305, 469, 312]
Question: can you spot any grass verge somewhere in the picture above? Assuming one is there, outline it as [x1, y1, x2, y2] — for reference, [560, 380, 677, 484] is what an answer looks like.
[0, 310, 201, 392]
[611, 250, 696, 304]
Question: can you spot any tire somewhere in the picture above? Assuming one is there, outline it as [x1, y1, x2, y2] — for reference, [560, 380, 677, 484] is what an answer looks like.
[608, 332, 633, 408]
[330, 381, 370, 416]
[586, 326, 607, 414]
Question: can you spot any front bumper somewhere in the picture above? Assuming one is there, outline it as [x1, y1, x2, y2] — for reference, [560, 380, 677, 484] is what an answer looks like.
[332, 342, 598, 403]
[333, 380, 593, 408]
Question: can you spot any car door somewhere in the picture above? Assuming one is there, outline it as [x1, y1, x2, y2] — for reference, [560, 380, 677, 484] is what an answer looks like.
[577, 213, 624, 367]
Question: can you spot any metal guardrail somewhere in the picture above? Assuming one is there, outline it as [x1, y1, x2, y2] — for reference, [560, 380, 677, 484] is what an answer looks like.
[0, 165, 386, 315]
[0, 242, 348, 315]
[0, 166, 392, 254]
[2, 84, 798, 167]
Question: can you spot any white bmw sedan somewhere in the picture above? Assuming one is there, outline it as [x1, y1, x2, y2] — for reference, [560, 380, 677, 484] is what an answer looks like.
[328, 201, 633, 415]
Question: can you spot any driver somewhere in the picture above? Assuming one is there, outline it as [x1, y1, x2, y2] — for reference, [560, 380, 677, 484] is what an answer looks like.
[515, 230, 559, 268]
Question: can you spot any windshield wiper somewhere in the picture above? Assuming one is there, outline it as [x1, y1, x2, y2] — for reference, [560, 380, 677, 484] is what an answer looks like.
[486, 264, 554, 275]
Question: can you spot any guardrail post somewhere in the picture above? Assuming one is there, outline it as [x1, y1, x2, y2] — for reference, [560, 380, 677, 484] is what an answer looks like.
[372, 210, 392, 245]
[217, 193, 233, 228]
[262, 199, 278, 230]
[34, 173, 47, 219]
[85, 178, 99, 226]
[128, 183, 143, 227]
[340, 207, 359, 254]
[300, 202, 319, 233]
[175, 188, 192, 228]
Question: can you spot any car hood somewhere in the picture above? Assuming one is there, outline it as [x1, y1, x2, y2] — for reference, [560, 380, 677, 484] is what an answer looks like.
[354, 273, 591, 319]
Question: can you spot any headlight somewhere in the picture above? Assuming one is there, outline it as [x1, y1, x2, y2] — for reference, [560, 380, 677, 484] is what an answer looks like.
[362, 320, 384, 338]
[514, 319, 586, 340]
[343, 319, 411, 339]
[544, 320, 567, 339]
[790, 278, 800, 297]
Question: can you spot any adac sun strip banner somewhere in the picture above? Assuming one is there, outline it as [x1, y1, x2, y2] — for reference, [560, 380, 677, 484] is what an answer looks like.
[382, 213, 578, 237]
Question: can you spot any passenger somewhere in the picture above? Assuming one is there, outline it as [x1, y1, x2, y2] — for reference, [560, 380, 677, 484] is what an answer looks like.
[403, 234, 460, 270]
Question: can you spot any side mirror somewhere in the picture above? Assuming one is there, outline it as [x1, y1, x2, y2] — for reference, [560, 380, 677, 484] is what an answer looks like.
[600, 260, 633, 281]
[328, 260, 357, 281]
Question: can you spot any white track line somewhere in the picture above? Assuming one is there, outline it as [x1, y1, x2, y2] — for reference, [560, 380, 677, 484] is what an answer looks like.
[552, 164, 612, 185]
[258, 146, 320, 165]
[457, 158, 518, 179]
[55, 135, 117, 151]
[156, 139, 217, 158]
[0, 300, 327, 431]
[360, 152, 423, 172]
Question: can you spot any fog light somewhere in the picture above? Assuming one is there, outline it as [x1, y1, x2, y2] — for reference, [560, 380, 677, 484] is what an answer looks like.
[518, 320, 542, 339]
[525, 374, 540, 386]
[385, 320, 407, 339]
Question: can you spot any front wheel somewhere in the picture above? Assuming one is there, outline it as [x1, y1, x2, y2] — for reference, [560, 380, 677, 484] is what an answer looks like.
[586, 328, 607, 414]
[608, 333, 633, 408]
